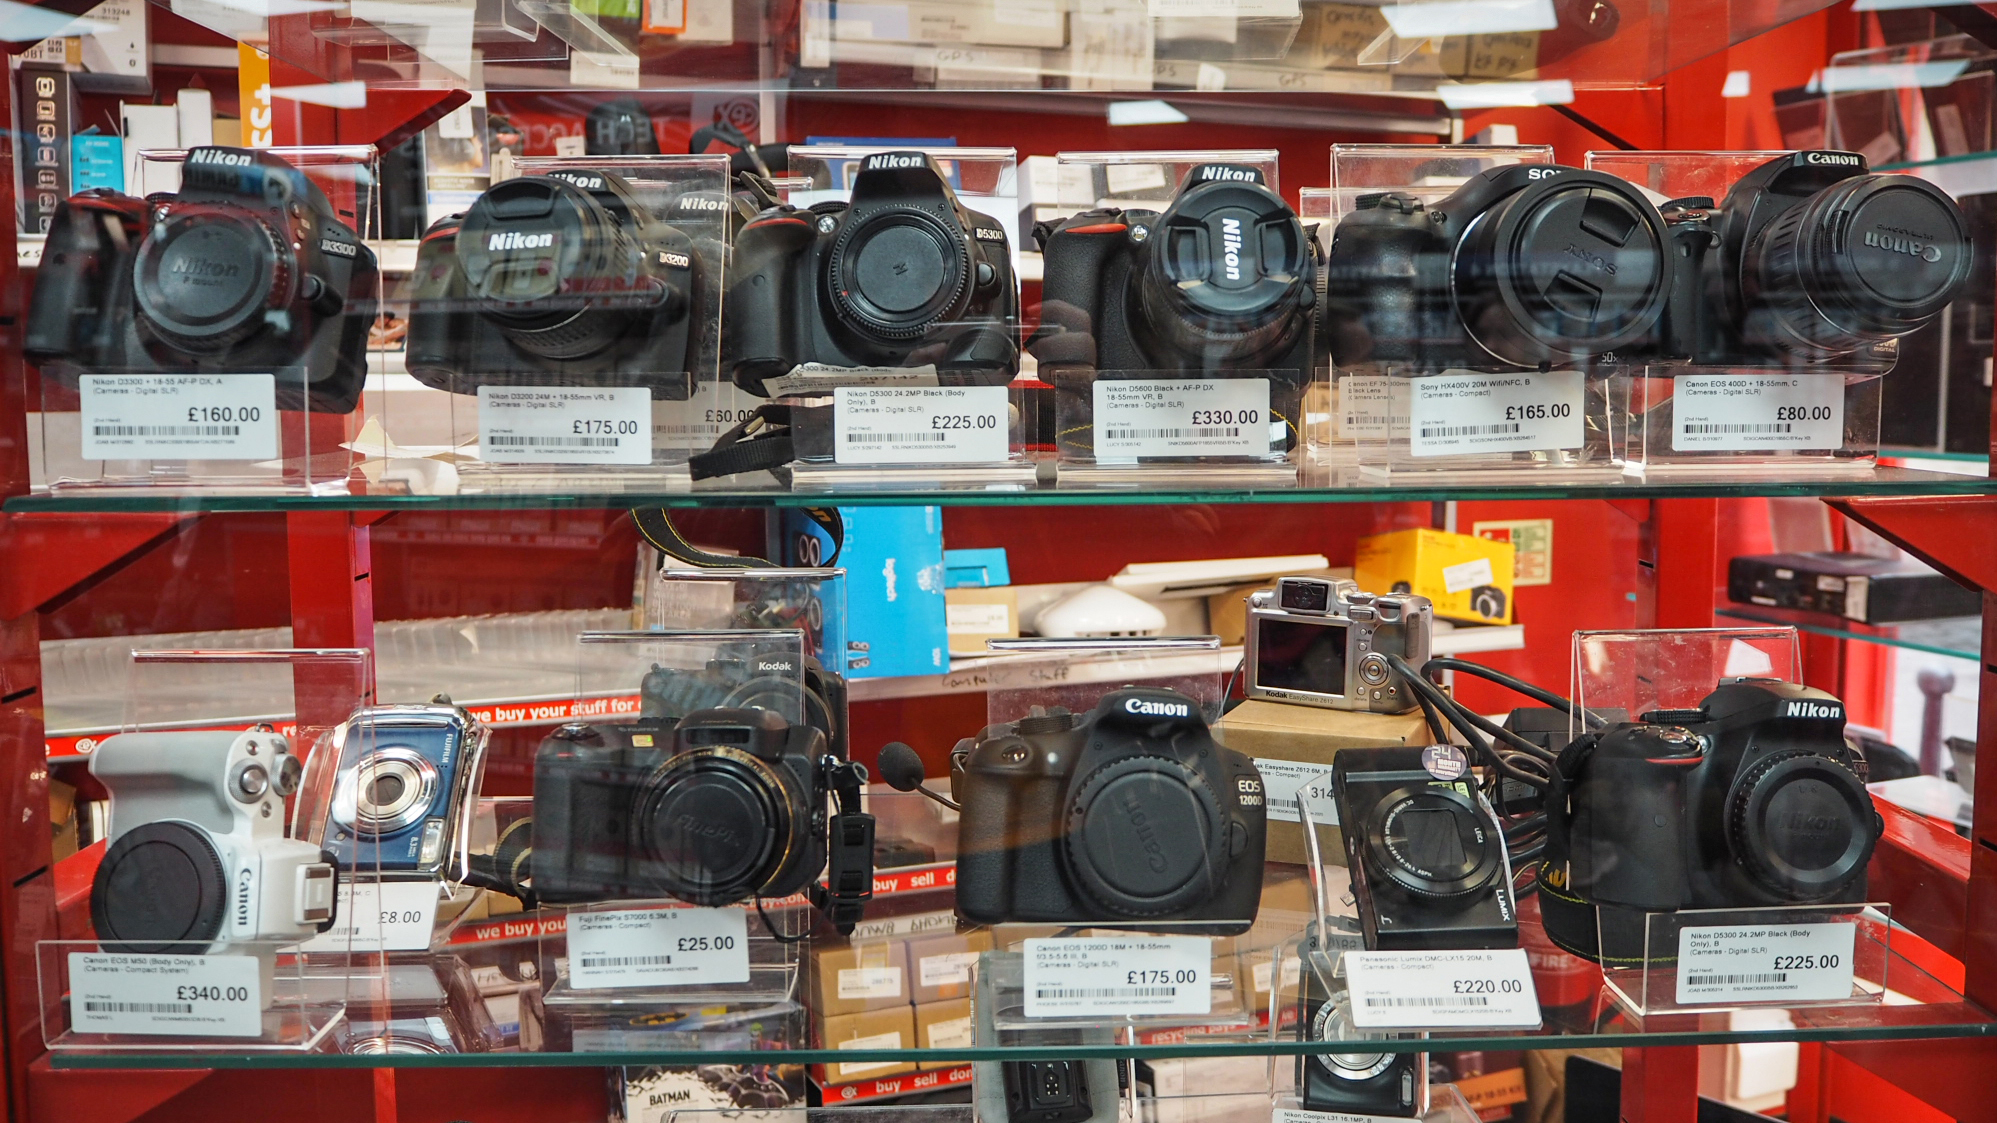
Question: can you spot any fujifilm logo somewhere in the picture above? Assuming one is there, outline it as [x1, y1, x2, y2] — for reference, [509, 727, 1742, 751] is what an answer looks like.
[1221, 217, 1243, 281]
[1125, 697, 1190, 717]
[1197, 166, 1256, 183]
[187, 149, 252, 168]
[1786, 700, 1843, 719]
[319, 238, 357, 258]
[866, 154, 924, 170]
[489, 231, 555, 251]
[1806, 152, 1862, 166]
[1863, 229, 1944, 262]
[675, 814, 738, 844]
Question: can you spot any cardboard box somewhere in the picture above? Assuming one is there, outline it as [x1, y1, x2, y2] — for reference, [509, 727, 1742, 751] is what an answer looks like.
[811, 939, 910, 1017]
[945, 586, 1019, 656]
[908, 929, 993, 1003]
[915, 996, 973, 1065]
[832, 0, 1068, 48]
[818, 1007, 918, 1084]
[1217, 700, 1440, 864]
[781, 507, 948, 679]
[1205, 567, 1350, 646]
[1355, 527, 1515, 625]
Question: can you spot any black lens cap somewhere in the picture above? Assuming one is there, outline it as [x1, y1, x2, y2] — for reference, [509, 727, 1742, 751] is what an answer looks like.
[854, 224, 950, 312]
[1149, 179, 1309, 322]
[91, 822, 229, 954]
[456, 177, 600, 307]
[1066, 756, 1225, 916]
[1501, 182, 1667, 343]
[828, 208, 972, 340]
[1828, 175, 1971, 319]
[642, 755, 781, 904]
[1729, 752, 1874, 899]
[133, 207, 278, 348]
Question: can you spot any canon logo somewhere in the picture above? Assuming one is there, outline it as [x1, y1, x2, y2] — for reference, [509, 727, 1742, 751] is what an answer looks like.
[187, 149, 252, 168]
[659, 251, 692, 268]
[1125, 697, 1190, 717]
[1221, 216, 1243, 281]
[1805, 151, 1862, 166]
[319, 238, 357, 257]
[866, 154, 924, 169]
[1863, 229, 1944, 262]
[489, 231, 555, 251]
[235, 867, 254, 928]
[1197, 166, 1256, 183]
[173, 257, 239, 278]
[1122, 791, 1169, 873]
[1785, 700, 1843, 720]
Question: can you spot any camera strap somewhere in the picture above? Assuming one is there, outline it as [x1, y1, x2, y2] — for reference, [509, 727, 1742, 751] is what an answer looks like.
[630, 503, 842, 568]
[686, 402, 807, 481]
[813, 757, 875, 936]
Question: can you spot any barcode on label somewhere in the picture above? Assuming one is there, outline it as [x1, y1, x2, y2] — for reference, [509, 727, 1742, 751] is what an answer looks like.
[1362, 995, 1490, 1007]
[1685, 972, 1787, 986]
[847, 432, 949, 444]
[1102, 427, 1240, 440]
[487, 435, 621, 448]
[1034, 986, 1177, 999]
[92, 425, 240, 437]
[657, 425, 720, 434]
[83, 1001, 195, 1014]
[1419, 423, 1520, 438]
[579, 955, 673, 968]
[1682, 423, 1793, 434]
[1344, 415, 1390, 426]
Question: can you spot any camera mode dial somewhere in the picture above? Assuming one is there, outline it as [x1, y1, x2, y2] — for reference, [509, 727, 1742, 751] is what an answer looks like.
[133, 201, 293, 354]
[1726, 750, 1876, 900]
[1064, 754, 1230, 917]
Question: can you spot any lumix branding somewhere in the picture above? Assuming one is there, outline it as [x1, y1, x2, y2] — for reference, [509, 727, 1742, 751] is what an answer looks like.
[1862, 228, 1944, 262]
[187, 148, 254, 168]
[865, 153, 925, 170]
[1124, 696, 1191, 717]
[488, 230, 556, 251]
[1805, 151, 1863, 166]
[1785, 700, 1844, 719]
[1195, 165, 1259, 183]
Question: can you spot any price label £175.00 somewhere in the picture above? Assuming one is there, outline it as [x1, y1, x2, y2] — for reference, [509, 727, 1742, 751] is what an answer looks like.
[1023, 936, 1212, 1017]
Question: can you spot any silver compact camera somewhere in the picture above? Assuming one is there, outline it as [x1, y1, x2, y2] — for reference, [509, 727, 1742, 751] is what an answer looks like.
[1244, 577, 1431, 713]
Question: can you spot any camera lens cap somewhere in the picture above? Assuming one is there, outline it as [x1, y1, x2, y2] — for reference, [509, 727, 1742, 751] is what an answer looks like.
[1728, 751, 1875, 899]
[1147, 177, 1311, 325]
[1066, 755, 1228, 916]
[827, 206, 973, 341]
[133, 205, 284, 352]
[640, 752, 784, 905]
[458, 177, 602, 308]
[1364, 785, 1501, 899]
[1778, 174, 1973, 342]
[91, 821, 229, 954]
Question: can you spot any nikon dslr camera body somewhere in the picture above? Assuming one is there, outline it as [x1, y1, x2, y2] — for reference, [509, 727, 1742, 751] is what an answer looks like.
[406, 168, 705, 400]
[27, 146, 378, 413]
[952, 687, 1267, 932]
[724, 150, 1019, 396]
[1246, 577, 1431, 714]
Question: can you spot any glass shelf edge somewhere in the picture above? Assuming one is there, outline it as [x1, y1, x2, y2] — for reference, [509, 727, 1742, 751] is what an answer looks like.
[1715, 608, 1980, 661]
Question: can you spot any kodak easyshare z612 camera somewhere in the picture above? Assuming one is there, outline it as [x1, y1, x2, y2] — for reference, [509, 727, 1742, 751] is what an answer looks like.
[26, 146, 378, 413]
[1246, 577, 1432, 714]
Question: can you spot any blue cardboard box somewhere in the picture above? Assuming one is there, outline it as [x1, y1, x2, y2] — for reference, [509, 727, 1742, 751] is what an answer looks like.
[778, 507, 946, 679]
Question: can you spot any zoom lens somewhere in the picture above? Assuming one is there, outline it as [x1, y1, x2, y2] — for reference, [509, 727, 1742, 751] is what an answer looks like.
[1137, 175, 1314, 367]
[638, 750, 786, 905]
[1363, 785, 1501, 899]
[827, 207, 973, 340]
[133, 202, 289, 354]
[1744, 173, 1972, 358]
[339, 747, 440, 837]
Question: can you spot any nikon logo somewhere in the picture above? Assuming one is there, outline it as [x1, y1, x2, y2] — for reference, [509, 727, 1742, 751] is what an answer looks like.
[173, 258, 239, 278]
[319, 238, 357, 257]
[1564, 243, 1616, 275]
[865, 154, 924, 169]
[187, 149, 252, 168]
[552, 172, 606, 190]
[1863, 229, 1944, 262]
[678, 196, 727, 211]
[1122, 791, 1168, 873]
[489, 231, 555, 251]
[659, 251, 691, 268]
[1785, 700, 1843, 719]
[1221, 216, 1243, 281]
[1125, 697, 1189, 717]
[675, 814, 738, 843]
[1805, 152, 1862, 166]
[1785, 812, 1839, 834]
[1196, 166, 1257, 183]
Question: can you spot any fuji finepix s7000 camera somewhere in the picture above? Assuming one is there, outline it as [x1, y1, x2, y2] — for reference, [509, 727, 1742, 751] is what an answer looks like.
[724, 150, 1019, 396]
[405, 168, 706, 399]
[89, 727, 337, 953]
[26, 146, 379, 413]
[951, 687, 1267, 932]
[320, 699, 490, 879]
[1246, 577, 1432, 714]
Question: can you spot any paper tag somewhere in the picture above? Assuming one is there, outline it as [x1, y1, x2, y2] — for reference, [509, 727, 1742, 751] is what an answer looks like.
[763, 363, 939, 396]
[919, 951, 980, 987]
[80, 374, 278, 461]
[927, 1013, 974, 1050]
[1344, 948, 1541, 1028]
[1094, 379, 1272, 459]
[1104, 162, 1169, 195]
[1252, 759, 1339, 826]
[477, 386, 652, 465]
[1671, 375, 1845, 451]
[567, 907, 749, 989]
[69, 952, 262, 1037]
[836, 1029, 903, 1076]
[300, 880, 438, 953]
[1252, 956, 1301, 994]
[1408, 370, 1584, 457]
[1442, 557, 1496, 594]
[1674, 921, 1856, 1004]
[838, 965, 905, 999]
[1024, 936, 1212, 1017]
[1275, 1107, 1412, 1123]
[1335, 375, 1395, 440]
[654, 379, 753, 449]
[834, 385, 1010, 464]
[947, 603, 1012, 634]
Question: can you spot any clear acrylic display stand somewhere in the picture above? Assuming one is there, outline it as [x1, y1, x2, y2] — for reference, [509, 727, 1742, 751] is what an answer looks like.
[35, 145, 379, 494]
[392, 154, 730, 494]
[639, 564, 850, 677]
[1600, 902, 1892, 1018]
[1584, 150, 1888, 478]
[324, 953, 504, 1055]
[982, 635, 1229, 724]
[1570, 626, 1801, 743]
[1043, 150, 1313, 489]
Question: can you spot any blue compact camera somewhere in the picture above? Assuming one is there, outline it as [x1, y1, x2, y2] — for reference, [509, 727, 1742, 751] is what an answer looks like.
[324, 699, 489, 878]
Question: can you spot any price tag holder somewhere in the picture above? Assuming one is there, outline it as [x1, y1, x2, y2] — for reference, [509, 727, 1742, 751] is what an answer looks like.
[568, 906, 750, 989]
[1252, 759, 1339, 826]
[1671, 375, 1844, 451]
[1093, 379, 1272, 460]
[477, 386, 653, 465]
[834, 385, 1011, 464]
[79, 374, 278, 461]
[1343, 948, 1541, 1028]
[1024, 936, 1212, 1017]
[1675, 921, 1856, 1004]
[69, 952, 262, 1037]
[301, 880, 439, 953]
[655, 380, 752, 450]
[1335, 376, 1396, 441]
[1408, 371, 1584, 457]
[1274, 1107, 1413, 1123]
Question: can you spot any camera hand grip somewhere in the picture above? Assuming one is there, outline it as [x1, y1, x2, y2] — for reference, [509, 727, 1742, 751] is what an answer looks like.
[1029, 216, 1127, 370]
[726, 210, 817, 396]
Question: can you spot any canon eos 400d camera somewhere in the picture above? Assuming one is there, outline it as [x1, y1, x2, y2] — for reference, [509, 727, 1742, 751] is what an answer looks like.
[724, 150, 1019, 395]
[406, 169, 705, 399]
[952, 687, 1267, 932]
[26, 146, 379, 413]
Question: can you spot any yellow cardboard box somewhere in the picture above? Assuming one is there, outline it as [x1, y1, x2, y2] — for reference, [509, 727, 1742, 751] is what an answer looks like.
[1355, 527, 1515, 624]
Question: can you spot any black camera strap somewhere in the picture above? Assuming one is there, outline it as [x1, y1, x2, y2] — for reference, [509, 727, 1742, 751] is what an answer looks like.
[631, 502, 842, 568]
[686, 402, 807, 481]
[813, 757, 875, 936]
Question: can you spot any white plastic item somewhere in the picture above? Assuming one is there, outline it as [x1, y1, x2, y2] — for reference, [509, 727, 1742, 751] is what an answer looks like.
[1032, 584, 1168, 638]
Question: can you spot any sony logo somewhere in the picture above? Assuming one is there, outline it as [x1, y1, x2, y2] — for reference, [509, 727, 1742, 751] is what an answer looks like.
[1221, 216, 1243, 281]
[659, 250, 692, 268]
[1863, 229, 1944, 262]
[1125, 697, 1189, 717]
[866, 154, 924, 169]
[488, 231, 555, 251]
[187, 149, 252, 168]
[974, 227, 1005, 242]
[1806, 151, 1862, 166]
[319, 238, 357, 257]
[1564, 242, 1616, 275]
[1196, 165, 1256, 183]
[1785, 700, 1843, 719]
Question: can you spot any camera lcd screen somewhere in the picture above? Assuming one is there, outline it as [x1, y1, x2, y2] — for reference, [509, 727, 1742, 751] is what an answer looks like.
[1255, 617, 1347, 695]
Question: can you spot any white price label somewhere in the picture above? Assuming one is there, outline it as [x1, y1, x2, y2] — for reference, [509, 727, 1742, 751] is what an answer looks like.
[300, 880, 438, 953]
[763, 363, 939, 397]
[1408, 370, 1584, 457]
[80, 374, 277, 461]
[567, 906, 749, 989]
[1343, 948, 1541, 1028]
[927, 1013, 974, 1050]
[1024, 936, 1211, 1017]
[1675, 922, 1856, 1004]
[477, 386, 652, 465]
[1252, 759, 1339, 826]
[654, 379, 754, 450]
[1671, 375, 1844, 450]
[919, 951, 980, 987]
[1335, 375, 1396, 440]
[1094, 379, 1272, 459]
[1275, 1107, 1412, 1123]
[838, 965, 905, 999]
[834, 385, 1011, 464]
[69, 952, 262, 1037]
[1252, 956, 1301, 995]
[947, 603, 1012, 634]
[835, 1029, 904, 1076]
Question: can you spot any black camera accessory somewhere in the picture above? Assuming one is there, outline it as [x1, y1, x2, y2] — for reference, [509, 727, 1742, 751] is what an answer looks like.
[1004, 1059, 1093, 1123]
[879, 740, 962, 811]
[631, 506, 843, 568]
[586, 98, 662, 156]
[807, 752, 874, 937]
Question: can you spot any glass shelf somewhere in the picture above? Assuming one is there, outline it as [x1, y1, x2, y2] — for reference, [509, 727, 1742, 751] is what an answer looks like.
[1716, 607, 1981, 662]
[8, 467, 1997, 515]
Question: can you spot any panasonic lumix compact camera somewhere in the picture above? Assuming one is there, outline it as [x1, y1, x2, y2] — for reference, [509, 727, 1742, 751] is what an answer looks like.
[1334, 746, 1518, 950]
[1246, 577, 1432, 714]
[1031, 163, 1318, 379]
[724, 150, 1019, 396]
[1297, 964, 1426, 1117]
[89, 726, 337, 953]
[1541, 679, 1884, 963]
[951, 687, 1267, 932]
[405, 168, 705, 399]
[25, 146, 379, 413]
[322, 699, 490, 879]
